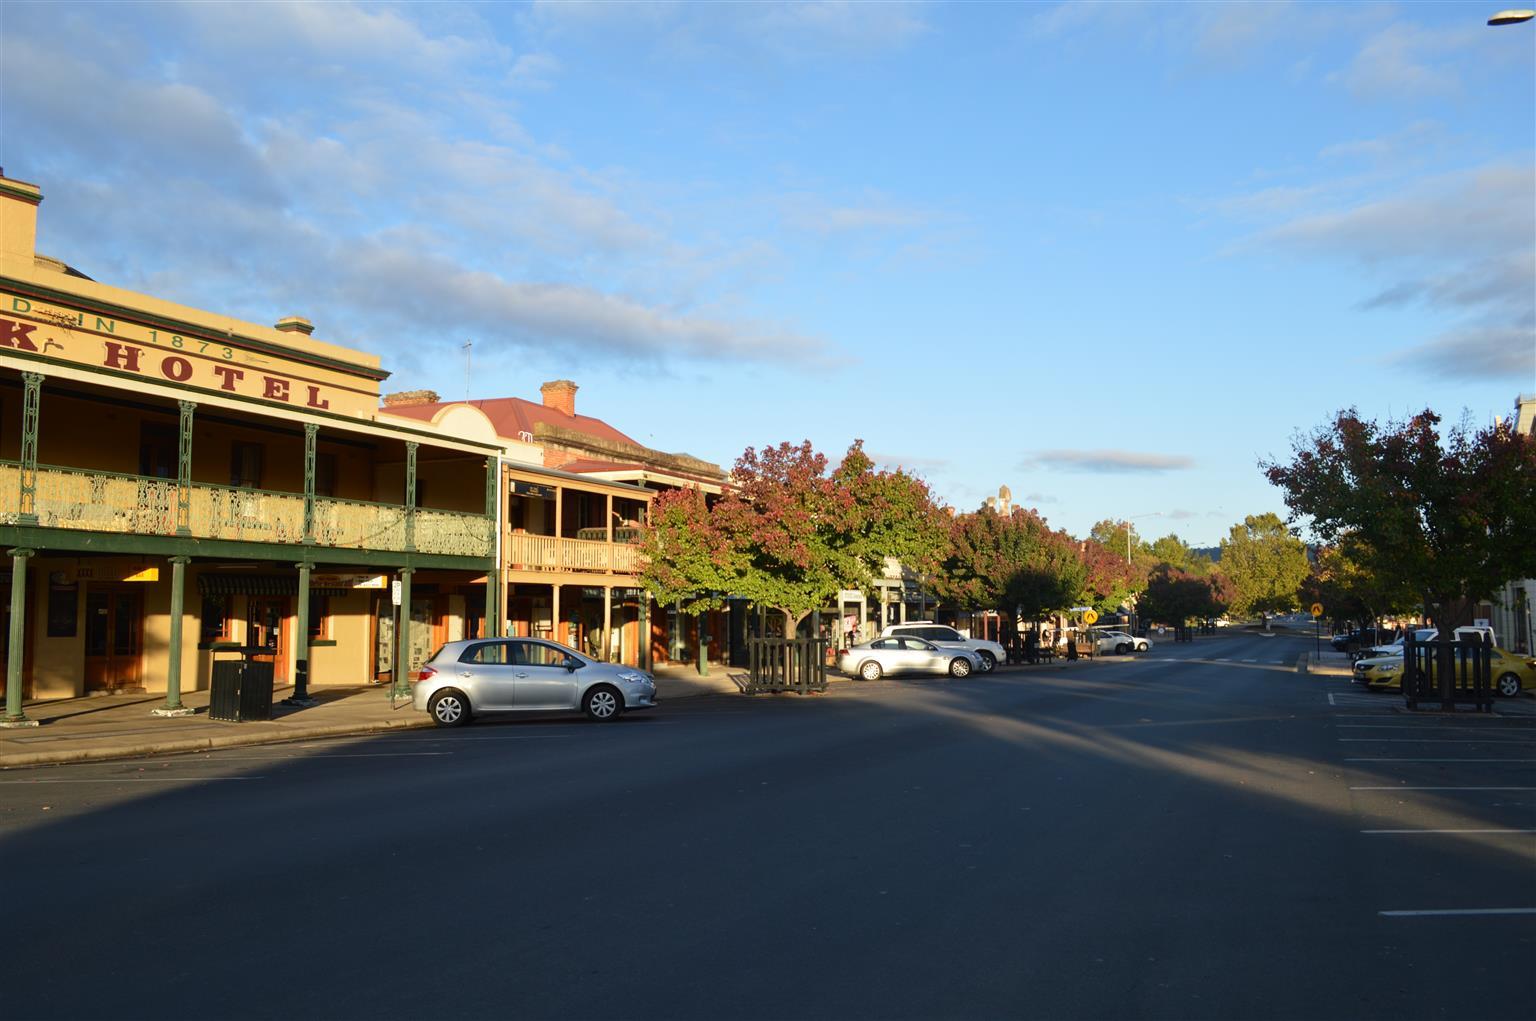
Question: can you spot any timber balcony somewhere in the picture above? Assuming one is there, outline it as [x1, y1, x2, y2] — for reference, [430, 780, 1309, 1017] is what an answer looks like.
[505, 531, 642, 575]
[0, 461, 494, 559]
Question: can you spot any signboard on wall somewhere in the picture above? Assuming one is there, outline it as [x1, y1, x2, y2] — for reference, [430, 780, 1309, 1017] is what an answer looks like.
[311, 573, 387, 590]
[512, 480, 557, 499]
[49, 561, 159, 584]
[1, 294, 375, 416]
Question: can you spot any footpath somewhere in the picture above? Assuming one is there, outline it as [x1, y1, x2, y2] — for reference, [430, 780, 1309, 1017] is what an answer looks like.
[0, 634, 1236, 768]
[0, 665, 742, 769]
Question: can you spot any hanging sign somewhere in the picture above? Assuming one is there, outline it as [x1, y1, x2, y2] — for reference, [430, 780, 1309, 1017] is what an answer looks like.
[512, 480, 556, 499]
[311, 573, 387, 590]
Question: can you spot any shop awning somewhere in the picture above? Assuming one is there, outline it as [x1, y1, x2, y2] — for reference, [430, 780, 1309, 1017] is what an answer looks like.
[197, 574, 352, 597]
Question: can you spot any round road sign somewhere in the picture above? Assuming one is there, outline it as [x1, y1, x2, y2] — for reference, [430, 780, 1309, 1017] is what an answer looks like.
[1083, 609, 1099, 625]
[1310, 602, 1324, 617]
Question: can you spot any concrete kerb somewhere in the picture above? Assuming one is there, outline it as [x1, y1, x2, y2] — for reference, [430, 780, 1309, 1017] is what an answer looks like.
[0, 714, 433, 768]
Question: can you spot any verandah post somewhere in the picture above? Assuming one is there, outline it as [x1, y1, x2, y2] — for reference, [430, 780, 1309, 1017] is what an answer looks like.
[2, 548, 36, 727]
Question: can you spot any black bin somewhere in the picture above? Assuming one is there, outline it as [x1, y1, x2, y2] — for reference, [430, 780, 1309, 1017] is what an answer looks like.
[208, 647, 276, 722]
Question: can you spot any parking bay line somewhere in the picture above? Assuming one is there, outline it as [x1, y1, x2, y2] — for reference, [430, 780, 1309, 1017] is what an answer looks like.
[1380, 908, 1536, 918]
[1346, 758, 1536, 762]
[0, 776, 264, 784]
[1362, 828, 1536, 834]
[1350, 786, 1536, 791]
[1338, 738, 1535, 744]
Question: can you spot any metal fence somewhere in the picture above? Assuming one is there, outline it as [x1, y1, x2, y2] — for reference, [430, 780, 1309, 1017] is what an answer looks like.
[744, 637, 828, 694]
[1404, 631, 1492, 712]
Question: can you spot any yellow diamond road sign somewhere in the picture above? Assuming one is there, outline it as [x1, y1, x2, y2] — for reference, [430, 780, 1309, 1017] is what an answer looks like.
[1310, 603, 1324, 617]
[1083, 609, 1099, 625]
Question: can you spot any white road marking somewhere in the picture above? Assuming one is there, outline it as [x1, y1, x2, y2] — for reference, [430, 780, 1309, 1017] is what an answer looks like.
[1350, 786, 1536, 791]
[0, 776, 263, 784]
[1380, 908, 1536, 917]
[1363, 828, 1536, 834]
[1242, 658, 1259, 663]
[1346, 758, 1536, 762]
[1338, 738, 1533, 744]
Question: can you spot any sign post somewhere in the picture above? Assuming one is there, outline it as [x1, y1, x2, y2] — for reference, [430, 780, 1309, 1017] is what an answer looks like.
[1311, 602, 1324, 661]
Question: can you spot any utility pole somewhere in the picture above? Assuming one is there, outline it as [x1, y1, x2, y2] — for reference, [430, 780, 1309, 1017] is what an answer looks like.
[462, 339, 472, 400]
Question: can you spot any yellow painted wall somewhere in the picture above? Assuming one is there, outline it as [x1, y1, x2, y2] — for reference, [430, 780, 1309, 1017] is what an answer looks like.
[29, 556, 84, 699]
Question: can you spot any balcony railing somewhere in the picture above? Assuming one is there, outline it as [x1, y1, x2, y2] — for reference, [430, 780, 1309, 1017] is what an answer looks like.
[0, 462, 493, 559]
[506, 531, 641, 575]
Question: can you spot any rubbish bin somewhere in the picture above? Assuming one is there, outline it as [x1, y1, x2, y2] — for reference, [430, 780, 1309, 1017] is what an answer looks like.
[208, 646, 276, 722]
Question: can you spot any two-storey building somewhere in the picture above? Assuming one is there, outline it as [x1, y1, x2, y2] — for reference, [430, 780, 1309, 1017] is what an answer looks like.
[0, 171, 500, 724]
[379, 384, 726, 670]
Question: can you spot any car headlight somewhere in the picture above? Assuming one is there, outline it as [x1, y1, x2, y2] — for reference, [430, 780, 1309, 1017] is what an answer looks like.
[617, 670, 651, 684]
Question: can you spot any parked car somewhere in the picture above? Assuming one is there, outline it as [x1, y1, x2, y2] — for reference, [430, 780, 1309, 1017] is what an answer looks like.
[1351, 646, 1534, 697]
[1363, 626, 1497, 659]
[1092, 629, 1150, 654]
[879, 622, 1006, 673]
[1330, 628, 1395, 654]
[412, 637, 657, 726]
[840, 636, 984, 681]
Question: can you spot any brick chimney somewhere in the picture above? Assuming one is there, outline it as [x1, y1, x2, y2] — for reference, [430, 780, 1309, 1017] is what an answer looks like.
[382, 389, 441, 408]
[540, 379, 578, 417]
[274, 315, 314, 336]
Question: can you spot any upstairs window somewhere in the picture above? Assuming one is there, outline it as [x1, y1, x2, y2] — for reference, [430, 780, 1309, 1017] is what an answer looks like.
[230, 442, 263, 488]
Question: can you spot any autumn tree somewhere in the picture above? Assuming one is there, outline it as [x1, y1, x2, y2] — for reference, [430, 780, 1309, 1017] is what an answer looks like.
[1301, 541, 1418, 628]
[710, 439, 947, 635]
[1263, 409, 1536, 626]
[1139, 564, 1225, 626]
[1219, 513, 1311, 619]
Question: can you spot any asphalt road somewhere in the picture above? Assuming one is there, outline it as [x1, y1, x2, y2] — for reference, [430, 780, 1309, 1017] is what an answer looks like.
[2, 631, 1532, 1021]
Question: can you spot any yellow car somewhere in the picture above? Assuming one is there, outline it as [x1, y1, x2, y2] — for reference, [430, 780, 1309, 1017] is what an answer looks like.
[1352, 648, 1536, 697]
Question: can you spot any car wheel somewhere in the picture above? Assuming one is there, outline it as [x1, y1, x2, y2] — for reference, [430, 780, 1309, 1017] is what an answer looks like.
[428, 689, 470, 728]
[583, 685, 623, 721]
[859, 660, 883, 682]
[977, 650, 996, 673]
[1115, 643, 1131, 655]
[1136, 642, 1148, 652]
[949, 657, 972, 678]
[1496, 673, 1523, 698]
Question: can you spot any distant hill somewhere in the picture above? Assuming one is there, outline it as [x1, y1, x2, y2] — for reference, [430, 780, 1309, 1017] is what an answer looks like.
[1193, 546, 1220, 562]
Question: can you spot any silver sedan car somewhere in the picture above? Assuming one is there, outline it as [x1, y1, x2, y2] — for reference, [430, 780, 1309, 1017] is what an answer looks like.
[838, 636, 984, 681]
[412, 637, 658, 726]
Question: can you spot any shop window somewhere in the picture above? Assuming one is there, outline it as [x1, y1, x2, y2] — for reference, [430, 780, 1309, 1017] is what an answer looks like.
[315, 453, 338, 497]
[200, 594, 233, 643]
[307, 595, 333, 642]
[46, 583, 78, 638]
[230, 442, 264, 488]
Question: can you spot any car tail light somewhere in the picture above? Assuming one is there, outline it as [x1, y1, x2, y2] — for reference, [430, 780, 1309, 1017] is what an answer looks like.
[414, 665, 436, 683]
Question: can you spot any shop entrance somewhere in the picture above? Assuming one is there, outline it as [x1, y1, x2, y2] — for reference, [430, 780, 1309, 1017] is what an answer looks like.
[84, 587, 143, 692]
[248, 596, 291, 685]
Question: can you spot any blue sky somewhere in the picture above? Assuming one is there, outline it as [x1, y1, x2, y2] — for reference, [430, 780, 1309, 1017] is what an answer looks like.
[3, 1, 1532, 545]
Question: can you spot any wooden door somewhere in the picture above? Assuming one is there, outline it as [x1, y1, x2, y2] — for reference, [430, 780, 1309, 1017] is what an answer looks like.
[248, 596, 290, 685]
[84, 587, 144, 692]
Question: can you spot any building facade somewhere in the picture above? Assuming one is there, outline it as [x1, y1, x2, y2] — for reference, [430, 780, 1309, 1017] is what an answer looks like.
[0, 172, 501, 723]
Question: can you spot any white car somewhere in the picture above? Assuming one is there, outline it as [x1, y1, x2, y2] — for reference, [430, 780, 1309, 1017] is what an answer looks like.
[879, 622, 1006, 673]
[1093, 630, 1150, 655]
[1364, 626, 1495, 659]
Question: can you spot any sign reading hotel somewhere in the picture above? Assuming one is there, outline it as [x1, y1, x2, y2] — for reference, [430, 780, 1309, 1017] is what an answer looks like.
[0, 294, 376, 417]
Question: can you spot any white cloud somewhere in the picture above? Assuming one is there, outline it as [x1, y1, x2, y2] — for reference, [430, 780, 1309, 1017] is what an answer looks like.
[1331, 21, 1468, 99]
[1025, 450, 1195, 474]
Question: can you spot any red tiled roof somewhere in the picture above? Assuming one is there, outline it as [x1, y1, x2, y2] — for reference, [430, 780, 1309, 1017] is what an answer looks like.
[383, 397, 639, 447]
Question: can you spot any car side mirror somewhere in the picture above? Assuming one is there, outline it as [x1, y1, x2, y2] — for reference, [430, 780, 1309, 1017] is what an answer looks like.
[564, 658, 579, 672]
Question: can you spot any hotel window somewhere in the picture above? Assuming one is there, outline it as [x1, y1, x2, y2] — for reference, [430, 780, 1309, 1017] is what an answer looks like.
[140, 423, 178, 479]
[307, 595, 333, 642]
[46, 583, 78, 638]
[200, 594, 233, 643]
[230, 442, 264, 488]
[315, 453, 338, 497]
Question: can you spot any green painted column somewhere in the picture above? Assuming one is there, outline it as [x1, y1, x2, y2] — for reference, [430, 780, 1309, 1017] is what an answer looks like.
[293, 561, 313, 703]
[175, 400, 195, 536]
[3, 548, 35, 726]
[404, 441, 418, 552]
[18, 373, 42, 525]
[484, 455, 500, 638]
[393, 567, 414, 697]
[157, 555, 192, 714]
[302, 423, 318, 545]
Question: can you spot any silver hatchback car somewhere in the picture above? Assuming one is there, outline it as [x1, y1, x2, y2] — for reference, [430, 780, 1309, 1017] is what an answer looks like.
[412, 637, 658, 726]
[838, 636, 984, 681]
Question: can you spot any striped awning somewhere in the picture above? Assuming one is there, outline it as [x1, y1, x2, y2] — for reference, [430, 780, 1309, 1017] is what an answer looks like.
[197, 573, 350, 597]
